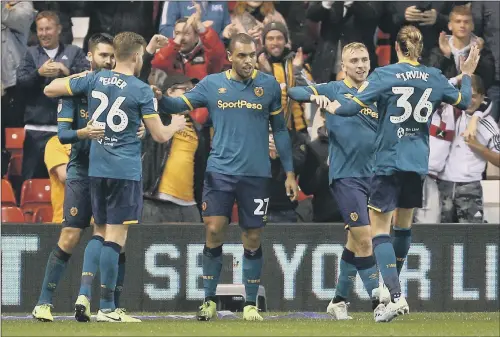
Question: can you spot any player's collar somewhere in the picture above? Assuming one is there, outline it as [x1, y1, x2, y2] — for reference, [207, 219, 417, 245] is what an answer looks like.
[343, 79, 353, 88]
[398, 59, 420, 66]
[225, 69, 259, 81]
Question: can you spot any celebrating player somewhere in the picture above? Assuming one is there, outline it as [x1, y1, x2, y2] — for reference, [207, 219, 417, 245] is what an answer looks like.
[151, 33, 298, 321]
[33, 33, 114, 322]
[288, 42, 390, 320]
[326, 26, 480, 322]
[44, 31, 187, 322]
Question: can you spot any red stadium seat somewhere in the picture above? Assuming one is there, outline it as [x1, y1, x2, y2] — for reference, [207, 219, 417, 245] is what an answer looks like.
[2, 206, 25, 223]
[7, 154, 22, 178]
[33, 205, 54, 223]
[20, 179, 51, 206]
[2, 179, 17, 206]
[5, 128, 25, 154]
[20, 179, 51, 222]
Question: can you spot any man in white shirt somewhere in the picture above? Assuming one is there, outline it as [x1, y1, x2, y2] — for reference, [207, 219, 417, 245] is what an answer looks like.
[438, 75, 499, 223]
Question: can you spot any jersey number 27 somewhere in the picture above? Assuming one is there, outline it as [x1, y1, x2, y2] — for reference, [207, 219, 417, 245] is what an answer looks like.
[91, 90, 129, 132]
[390, 87, 433, 124]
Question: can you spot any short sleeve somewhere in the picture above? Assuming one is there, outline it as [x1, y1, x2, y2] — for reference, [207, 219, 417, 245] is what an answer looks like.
[139, 85, 159, 119]
[57, 98, 75, 122]
[67, 72, 94, 96]
[44, 136, 70, 172]
[181, 78, 210, 111]
[353, 70, 383, 107]
[270, 80, 283, 115]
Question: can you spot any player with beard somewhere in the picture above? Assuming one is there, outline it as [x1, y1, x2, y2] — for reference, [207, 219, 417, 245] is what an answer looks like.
[152, 33, 299, 321]
[33, 33, 116, 322]
[44, 32, 186, 322]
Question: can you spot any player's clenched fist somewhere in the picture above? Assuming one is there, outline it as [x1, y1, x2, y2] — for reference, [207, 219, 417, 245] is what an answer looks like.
[310, 94, 331, 109]
[170, 114, 187, 131]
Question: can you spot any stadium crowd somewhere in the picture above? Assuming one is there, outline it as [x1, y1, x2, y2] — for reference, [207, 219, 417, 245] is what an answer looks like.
[2, 0, 499, 225]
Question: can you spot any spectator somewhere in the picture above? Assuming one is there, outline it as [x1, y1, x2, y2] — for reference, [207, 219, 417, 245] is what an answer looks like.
[382, 2, 456, 64]
[267, 126, 307, 223]
[257, 22, 313, 133]
[473, 1, 500, 122]
[224, 1, 287, 50]
[44, 134, 70, 223]
[274, 1, 317, 54]
[438, 75, 499, 223]
[427, 5, 495, 91]
[27, 1, 84, 46]
[142, 75, 210, 223]
[306, 1, 383, 83]
[2, 1, 35, 147]
[152, 7, 226, 81]
[414, 104, 457, 223]
[299, 119, 342, 223]
[16, 11, 88, 183]
[159, 1, 230, 40]
[82, 1, 156, 53]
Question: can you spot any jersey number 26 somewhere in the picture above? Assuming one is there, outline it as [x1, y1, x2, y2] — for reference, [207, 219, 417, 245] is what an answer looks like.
[91, 90, 129, 132]
[390, 87, 433, 124]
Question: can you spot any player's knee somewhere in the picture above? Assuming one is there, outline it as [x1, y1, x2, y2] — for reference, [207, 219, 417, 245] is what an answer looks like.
[242, 228, 262, 249]
[356, 236, 373, 256]
[204, 218, 225, 241]
[58, 228, 82, 252]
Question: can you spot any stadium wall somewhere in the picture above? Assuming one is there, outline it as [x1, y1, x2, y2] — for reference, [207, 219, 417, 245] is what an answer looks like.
[1, 224, 498, 313]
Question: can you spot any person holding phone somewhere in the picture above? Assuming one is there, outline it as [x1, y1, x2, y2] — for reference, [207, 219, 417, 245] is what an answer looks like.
[382, 2, 456, 64]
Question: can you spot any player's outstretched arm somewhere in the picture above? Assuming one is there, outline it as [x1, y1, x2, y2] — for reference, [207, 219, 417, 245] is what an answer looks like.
[326, 99, 359, 116]
[288, 84, 332, 108]
[44, 71, 91, 98]
[152, 80, 209, 115]
[143, 114, 187, 143]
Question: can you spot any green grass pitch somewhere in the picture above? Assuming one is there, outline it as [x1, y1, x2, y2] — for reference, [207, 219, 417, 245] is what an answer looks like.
[2, 312, 499, 336]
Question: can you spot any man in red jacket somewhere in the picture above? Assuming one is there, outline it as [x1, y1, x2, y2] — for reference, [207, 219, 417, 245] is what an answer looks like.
[151, 5, 226, 80]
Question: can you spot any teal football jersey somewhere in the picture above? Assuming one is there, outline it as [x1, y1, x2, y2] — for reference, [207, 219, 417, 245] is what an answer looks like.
[289, 79, 378, 182]
[158, 70, 285, 177]
[335, 61, 472, 175]
[67, 70, 158, 181]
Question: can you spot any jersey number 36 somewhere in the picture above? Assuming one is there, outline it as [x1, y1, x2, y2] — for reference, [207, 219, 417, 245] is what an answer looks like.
[91, 90, 129, 132]
[390, 87, 433, 124]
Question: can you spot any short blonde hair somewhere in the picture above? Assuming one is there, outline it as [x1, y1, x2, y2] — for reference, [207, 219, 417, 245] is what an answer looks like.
[342, 42, 368, 59]
[397, 25, 423, 59]
[450, 5, 472, 20]
[113, 32, 146, 62]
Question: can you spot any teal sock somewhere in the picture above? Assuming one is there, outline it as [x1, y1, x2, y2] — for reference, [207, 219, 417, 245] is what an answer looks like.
[99, 241, 121, 311]
[202, 245, 223, 302]
[333, 248, 357, 303]
[243, 246, 263, 305]
[393, 226, 412, 275]
[355, 255, 379, 298]
[114, 253, 126, 308]
[79, 235, 104, 299]
[373, 235, 401, 301]
[37, 246, 71, 305]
